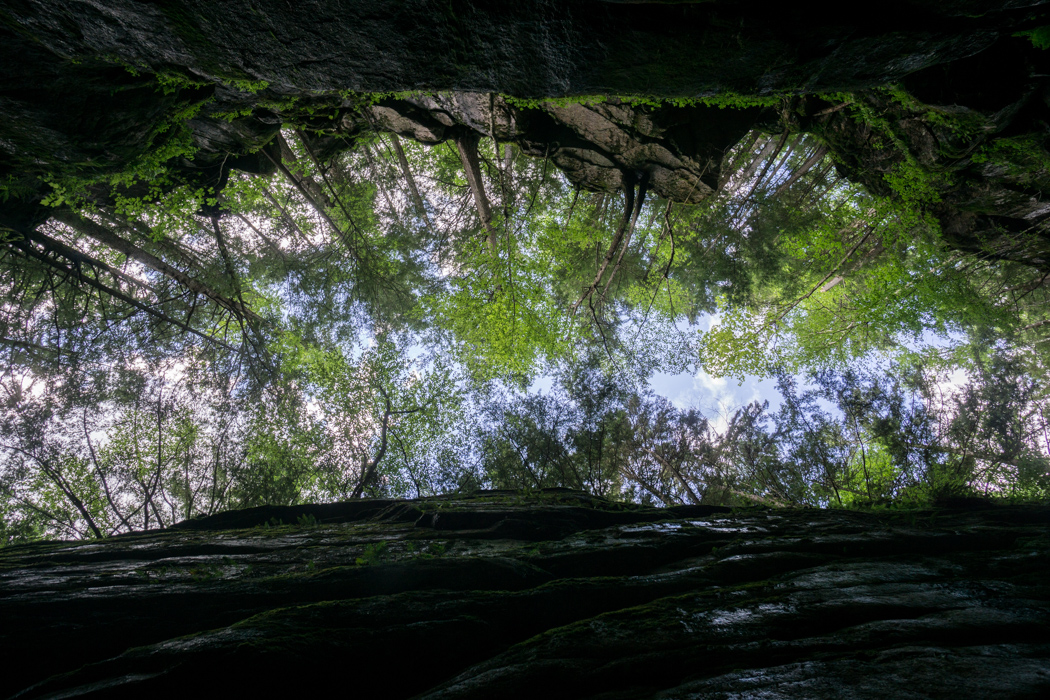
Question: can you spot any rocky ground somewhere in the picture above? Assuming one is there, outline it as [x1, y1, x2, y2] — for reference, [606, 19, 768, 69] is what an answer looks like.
[1, 490, 1048, 698]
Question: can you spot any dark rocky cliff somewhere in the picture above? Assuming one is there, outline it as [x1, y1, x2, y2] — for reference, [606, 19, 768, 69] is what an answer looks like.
[4, 1, 1050, 265]
[1, 491, 1048, 698]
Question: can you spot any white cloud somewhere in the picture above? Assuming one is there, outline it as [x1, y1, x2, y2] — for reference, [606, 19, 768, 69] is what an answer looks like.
[649, 368, 784, 433]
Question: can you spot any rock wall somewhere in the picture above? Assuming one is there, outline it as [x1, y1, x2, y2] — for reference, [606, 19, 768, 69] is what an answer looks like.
[328, 93, 762, 202]
[4, 0, 1050, 267]
[1, 491, 1048, 698]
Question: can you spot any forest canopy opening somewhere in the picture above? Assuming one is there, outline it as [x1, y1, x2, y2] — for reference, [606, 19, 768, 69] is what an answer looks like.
[3, 89, 1050, 544]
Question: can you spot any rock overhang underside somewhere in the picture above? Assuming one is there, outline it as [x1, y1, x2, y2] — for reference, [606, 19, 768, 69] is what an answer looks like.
[4, 1, 1050, 267]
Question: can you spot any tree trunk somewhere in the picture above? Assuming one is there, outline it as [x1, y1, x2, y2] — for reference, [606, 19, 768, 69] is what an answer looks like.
[388, 133, 433, 231]
[455, 132, 498, 254]
[53, 209, 260, 323]
[773, 144, 829, 197]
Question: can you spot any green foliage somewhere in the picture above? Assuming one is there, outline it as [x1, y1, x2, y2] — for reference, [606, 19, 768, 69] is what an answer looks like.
[696, 308, 772, 380]
[1015, 26, 1050, 49]
[4, 85, 1049, 548]
[425, 261, 571, 382]
[40, 93, 209, 208]
[882, 160, 945, 209]
[882, 85, 986, 139]
[355, 540, 389, 565]
[503, 94, 609, 110]
[693, 93, 780, 109]
[0, 175, 38, 204]
[155, 70, 209, 95]
[971, 135, 1050, 184]
[333, 89, 439, 112]
[690, 117, 1031, 383]
[221, 78, 270, 94]
[502, 92, 777, 111]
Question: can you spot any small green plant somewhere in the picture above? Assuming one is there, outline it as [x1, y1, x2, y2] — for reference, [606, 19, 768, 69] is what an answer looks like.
[296, 513, 319, 527]
[211, 106, 256, 122]
[102, 54, 148, 77]
[188, 564, 223, 582]
[0, 175, 38, 203]
[502, 92, 777, 111]
[155, 71, 208, 95]
[339, 89, 425, 106]
[1015, 26, 1050, 50]
[221, 78, 270, 94]
[505, 94, 608, 110]
[971, 136, 1050, 184]
[695, 92, 780, 110]
[355, 541, 389, 565]
[883, 160, 946, 207]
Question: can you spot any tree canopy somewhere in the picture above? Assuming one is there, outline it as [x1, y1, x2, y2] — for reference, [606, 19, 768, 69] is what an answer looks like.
[3, 85, 1050, 543]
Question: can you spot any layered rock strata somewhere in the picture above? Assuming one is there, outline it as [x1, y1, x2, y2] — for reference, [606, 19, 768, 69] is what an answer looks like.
[1, 490, 1048, 698]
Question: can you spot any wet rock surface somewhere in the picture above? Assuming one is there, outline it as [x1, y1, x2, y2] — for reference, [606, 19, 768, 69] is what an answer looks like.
[1, 490, 1048, 698]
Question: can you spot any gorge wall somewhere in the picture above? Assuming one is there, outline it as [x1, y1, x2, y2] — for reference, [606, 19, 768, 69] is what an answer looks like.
[1, 491, 1048, 698]
[3, 1, 1050, 266]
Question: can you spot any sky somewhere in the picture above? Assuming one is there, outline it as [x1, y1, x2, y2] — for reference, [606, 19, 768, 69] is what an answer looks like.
[638, 325, 972, 429]
[527, 362, 784, 433]
[649, 369, 783, 416]
[645, 311, 784, 422]
[526, 310, 788, 433]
